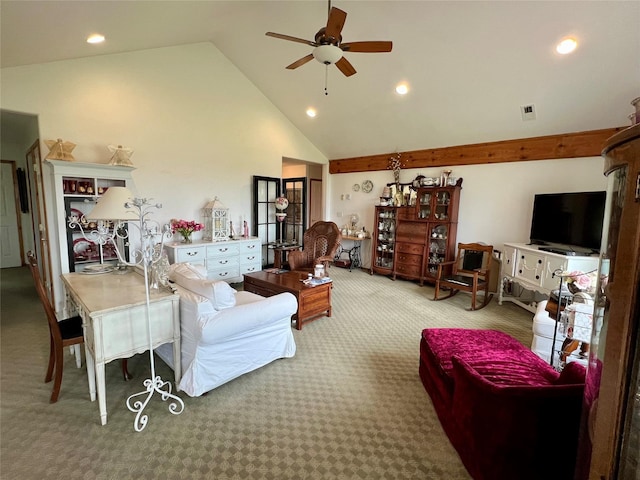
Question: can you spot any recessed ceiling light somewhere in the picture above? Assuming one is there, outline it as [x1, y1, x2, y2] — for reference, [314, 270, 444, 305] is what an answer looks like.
[87, 34, 105, 44]
[306, 108, 317, 118]
[556, 37, 577, 55]
[395, 83, 409, 95]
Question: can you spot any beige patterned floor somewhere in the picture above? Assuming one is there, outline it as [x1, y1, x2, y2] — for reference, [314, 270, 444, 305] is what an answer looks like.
[0, 265, 533, 479]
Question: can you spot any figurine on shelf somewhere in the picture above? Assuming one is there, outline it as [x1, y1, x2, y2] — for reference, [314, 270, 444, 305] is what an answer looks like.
[243, 220, 249, 238]
[45, 138, 76, 161]
[441, 170, 452, 187]
[107, 144, 134, 166]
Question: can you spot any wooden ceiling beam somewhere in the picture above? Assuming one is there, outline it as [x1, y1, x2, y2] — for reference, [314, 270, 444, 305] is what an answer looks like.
[329, 127, 625, 174]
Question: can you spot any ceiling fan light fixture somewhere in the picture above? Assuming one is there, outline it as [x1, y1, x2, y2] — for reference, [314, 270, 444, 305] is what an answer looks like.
[313, 45, 343, 65]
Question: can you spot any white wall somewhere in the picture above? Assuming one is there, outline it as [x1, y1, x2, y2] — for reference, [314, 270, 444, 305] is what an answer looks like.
[282, 164, 306, 178]
[1, 42, 327, 310]
[330, 157, 607, 265]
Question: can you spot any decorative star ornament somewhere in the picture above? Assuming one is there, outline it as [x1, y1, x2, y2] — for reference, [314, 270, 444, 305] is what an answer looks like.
[44, 138, 76, 161]
[107, 144, 134, 166]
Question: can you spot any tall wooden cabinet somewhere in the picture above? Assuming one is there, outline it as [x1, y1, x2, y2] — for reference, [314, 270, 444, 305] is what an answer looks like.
[393, 181, 462, 284]
[369, 181, 462, 284]
[578, 124, 640, 480]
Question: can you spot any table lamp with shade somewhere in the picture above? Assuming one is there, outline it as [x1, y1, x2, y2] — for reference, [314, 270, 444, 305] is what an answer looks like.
[70, 186, 185, 431]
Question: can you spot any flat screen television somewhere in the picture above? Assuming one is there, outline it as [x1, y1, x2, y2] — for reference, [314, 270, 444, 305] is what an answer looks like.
[529, 191, 606, 253]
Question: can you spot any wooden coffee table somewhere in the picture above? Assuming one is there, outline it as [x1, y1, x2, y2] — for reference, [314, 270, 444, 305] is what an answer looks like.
[243, 271, 332, 330]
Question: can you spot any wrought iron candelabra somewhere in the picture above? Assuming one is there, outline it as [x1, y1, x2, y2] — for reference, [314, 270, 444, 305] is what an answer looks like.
[69, 188, 185, 431]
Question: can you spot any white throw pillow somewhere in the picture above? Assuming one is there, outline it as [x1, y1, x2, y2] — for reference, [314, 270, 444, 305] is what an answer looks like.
[171, 269, 237, 310]
[168, 262, 207, 281]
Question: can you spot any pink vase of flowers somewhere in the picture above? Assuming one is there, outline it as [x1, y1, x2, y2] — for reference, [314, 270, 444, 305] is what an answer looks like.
[170, 219, 204, 243]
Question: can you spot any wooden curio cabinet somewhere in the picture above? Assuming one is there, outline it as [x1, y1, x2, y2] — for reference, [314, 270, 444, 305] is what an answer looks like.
[391, 180, 462, 284]
[577, 124, 640, 480]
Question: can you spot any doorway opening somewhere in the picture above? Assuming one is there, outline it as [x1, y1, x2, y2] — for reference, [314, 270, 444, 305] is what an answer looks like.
[252, 159, 323, 268]
[252, 175, 308, 268]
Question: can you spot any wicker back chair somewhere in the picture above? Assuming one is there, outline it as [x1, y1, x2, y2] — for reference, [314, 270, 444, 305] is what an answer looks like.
[287, 221, 342, 272]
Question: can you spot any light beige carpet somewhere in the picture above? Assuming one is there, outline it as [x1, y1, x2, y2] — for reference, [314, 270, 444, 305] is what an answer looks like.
[0, 265, 533, 479]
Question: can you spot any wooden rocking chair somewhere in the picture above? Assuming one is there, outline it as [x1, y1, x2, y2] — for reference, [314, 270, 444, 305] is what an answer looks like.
[432, 242, 494, 311]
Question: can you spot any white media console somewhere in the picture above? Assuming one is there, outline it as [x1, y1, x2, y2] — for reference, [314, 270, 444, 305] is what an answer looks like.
[498, 242, 599, 313]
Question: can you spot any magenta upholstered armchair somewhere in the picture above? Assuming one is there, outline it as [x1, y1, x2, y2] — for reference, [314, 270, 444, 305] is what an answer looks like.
[419, 328, 586, 480]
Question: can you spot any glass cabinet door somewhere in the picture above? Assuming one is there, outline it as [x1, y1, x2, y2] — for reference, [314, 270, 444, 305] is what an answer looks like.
[435, 190, 451, 221]
[374, 207, 396, 270]
[427, 224, 449, 273]
[418, 191, 431, 219]
[579, 124, 640, 480]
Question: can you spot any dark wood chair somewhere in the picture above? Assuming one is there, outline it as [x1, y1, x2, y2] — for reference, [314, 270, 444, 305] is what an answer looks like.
[27, 251, 85, 403]
[27, 252, 131, 403]
[432, 242, 494, 311]
[287, 221, 342, 272]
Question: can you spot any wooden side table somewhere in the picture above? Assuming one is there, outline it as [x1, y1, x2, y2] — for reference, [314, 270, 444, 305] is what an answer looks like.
[269, 244, 301, 269]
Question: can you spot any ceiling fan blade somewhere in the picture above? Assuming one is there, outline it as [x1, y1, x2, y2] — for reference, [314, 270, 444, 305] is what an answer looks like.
[266, 32, 316, 47]
[325, 7, 347, 41]
[335, 56, 356, 77]
[340, 41, 393, 53]
[286, 54, 314, 70]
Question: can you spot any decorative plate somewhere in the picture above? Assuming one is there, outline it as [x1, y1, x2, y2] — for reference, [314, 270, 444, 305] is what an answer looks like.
[352, 183, 360, 192]
[81, 264, 115, 275]
[73, 238, 95, 260]
[361, 180, 373, 193]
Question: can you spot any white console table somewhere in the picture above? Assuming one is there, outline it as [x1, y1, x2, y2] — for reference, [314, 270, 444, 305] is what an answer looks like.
[164, 237, 261, 283]
[498, 243, 599, 313]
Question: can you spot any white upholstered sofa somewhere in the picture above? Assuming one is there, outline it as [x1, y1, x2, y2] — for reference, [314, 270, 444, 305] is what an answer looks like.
[155, 264, 297, 397]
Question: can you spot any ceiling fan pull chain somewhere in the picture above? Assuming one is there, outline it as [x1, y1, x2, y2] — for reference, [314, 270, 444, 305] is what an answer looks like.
[324, 65, 329, 95]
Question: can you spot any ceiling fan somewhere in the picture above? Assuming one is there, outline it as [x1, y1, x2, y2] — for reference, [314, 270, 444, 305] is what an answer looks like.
[265, 1, 392, 78]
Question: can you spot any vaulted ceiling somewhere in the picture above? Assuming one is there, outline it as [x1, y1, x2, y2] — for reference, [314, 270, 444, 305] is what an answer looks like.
[2, 1, 638, 160]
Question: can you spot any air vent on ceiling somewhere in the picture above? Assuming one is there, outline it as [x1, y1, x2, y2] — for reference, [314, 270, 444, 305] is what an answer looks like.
[521, 104, 536, 121]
